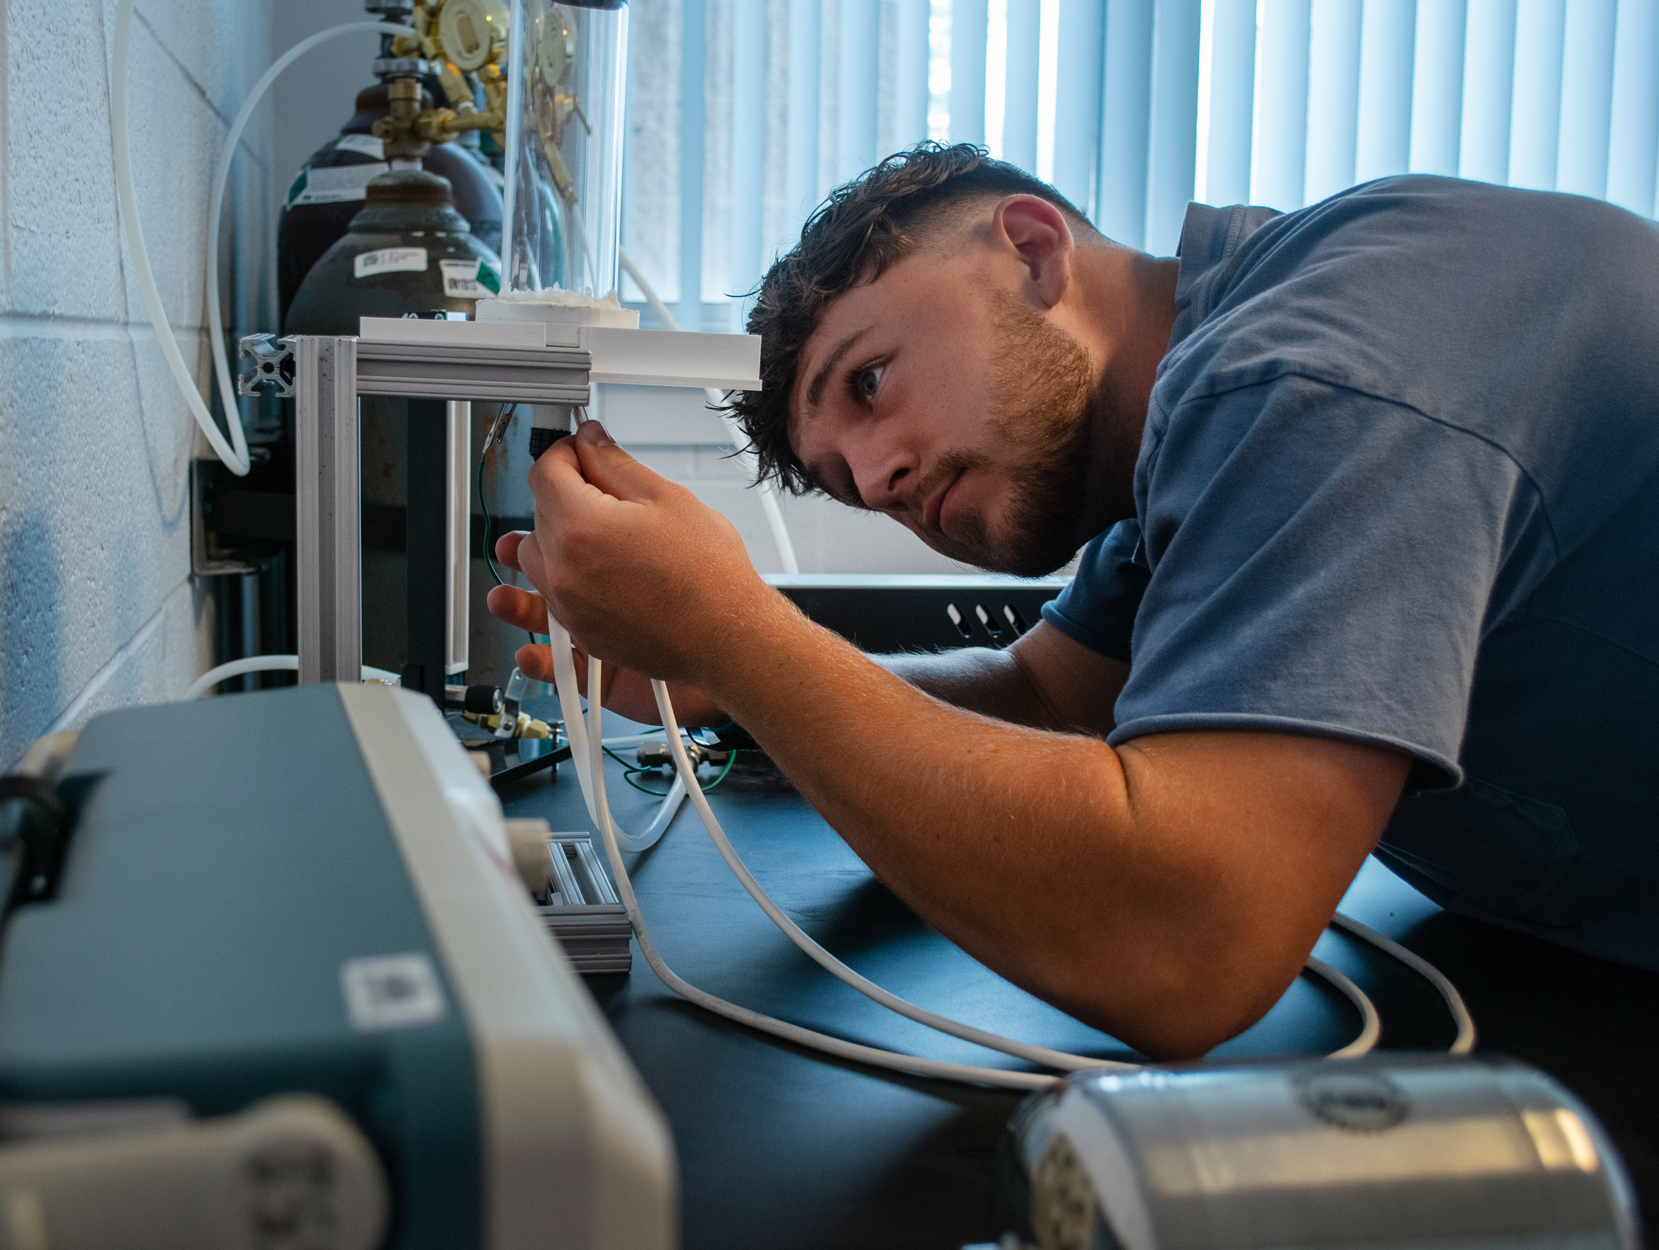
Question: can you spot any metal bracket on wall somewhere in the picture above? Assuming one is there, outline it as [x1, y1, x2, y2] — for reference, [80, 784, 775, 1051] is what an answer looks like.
[189, 460, 257, 577]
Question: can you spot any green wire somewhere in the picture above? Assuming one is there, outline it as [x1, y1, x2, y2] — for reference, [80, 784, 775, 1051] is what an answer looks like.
[479, 444, 504, 587]
[608, 745, 740, 796]
[703, 750, 739, 791]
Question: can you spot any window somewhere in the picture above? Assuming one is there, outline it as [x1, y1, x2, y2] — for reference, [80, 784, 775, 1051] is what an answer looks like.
[622, 0, 1659, 327]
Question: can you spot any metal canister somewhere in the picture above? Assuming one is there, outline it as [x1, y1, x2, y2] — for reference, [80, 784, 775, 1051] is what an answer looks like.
[284, 168, 499, 335]
[1005, 1055, 1638, 1250]
[278, 82, 504, 326]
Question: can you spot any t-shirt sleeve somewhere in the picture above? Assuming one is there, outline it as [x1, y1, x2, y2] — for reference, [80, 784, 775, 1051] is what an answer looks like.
[1109, 375, 1551, 789]
[1042, 520, 1150, 664]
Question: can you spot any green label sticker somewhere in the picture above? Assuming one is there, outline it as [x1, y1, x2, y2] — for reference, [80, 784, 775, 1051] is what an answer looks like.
[285, 169, 308, 206]
[476, 262, 501, 294]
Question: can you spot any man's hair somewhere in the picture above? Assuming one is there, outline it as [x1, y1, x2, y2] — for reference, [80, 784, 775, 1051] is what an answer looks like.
[723, 142, 1097, 493]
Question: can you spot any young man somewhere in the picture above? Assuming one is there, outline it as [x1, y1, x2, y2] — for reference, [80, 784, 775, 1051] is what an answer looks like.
[487, 144, 1659, 1059]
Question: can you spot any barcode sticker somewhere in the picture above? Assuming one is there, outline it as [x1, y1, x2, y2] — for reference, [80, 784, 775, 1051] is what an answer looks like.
[292, 162, 389, 205]
[354, 247, 428, 279]
[340, 953, 447, 1030]
[440, 258, 502, 297]
[335, 133, 386, 160]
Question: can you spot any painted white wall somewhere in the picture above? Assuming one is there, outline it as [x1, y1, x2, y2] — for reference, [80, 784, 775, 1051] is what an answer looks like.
[0, 0, 275, 767]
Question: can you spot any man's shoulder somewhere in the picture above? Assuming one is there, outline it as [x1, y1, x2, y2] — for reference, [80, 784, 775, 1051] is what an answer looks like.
[1153, 178, 1659, 482]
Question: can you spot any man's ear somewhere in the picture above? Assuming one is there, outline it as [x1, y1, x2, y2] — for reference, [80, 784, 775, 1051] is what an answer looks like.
[993, 195, 1074, 309]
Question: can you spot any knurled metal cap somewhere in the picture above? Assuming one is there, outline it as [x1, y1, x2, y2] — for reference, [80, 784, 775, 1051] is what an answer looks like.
[374, 56, 434, 78]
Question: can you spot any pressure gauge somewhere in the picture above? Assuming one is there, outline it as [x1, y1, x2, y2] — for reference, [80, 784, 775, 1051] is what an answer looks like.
[436, 0, 508, 71]
[536, 4, 576, 87]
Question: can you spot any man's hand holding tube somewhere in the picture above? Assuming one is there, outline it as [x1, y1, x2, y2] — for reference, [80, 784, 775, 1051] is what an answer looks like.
[483, 420, 773, 727]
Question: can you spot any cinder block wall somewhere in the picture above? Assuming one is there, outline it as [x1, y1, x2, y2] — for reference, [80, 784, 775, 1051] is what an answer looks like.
[0, 0, 274, 768]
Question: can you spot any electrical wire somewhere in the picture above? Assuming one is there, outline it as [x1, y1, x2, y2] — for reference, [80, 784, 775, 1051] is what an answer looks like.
[477, 406, 542, 648]
[112, 7, 412, 476]
[479, 451, 506, 588]
[617, 248, 802, 576]
[619, 748, 737, 797]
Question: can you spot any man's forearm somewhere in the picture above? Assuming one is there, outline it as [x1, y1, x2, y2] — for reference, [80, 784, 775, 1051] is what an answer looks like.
[688, 593, 1402, 1060]
[877, 623, 1127, 738]
[875, 648, 1054, 726]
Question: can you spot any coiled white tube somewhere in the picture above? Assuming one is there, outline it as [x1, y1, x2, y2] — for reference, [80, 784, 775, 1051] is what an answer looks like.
[548, 627, 684, 852]
[111, 4, 411, 476]
[647, 676, 1388, 1068]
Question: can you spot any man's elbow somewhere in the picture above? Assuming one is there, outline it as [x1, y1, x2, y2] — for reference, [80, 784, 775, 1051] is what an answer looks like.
[1059, 943, 1306, 1063]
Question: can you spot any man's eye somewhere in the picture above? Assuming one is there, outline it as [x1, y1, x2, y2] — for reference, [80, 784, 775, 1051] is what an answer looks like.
[857, 365, 885, 400]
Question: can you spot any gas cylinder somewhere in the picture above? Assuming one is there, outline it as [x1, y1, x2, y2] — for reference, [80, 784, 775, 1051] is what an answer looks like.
[278, 82, 504, 327]
[285, 167, 500, 334]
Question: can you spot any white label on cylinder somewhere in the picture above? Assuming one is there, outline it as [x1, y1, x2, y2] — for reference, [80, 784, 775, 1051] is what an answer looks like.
[440, 259, 500, 296]
[294, 162, 389, 205]
[354, 247, 429, 279]
[335, 133, 386, 159]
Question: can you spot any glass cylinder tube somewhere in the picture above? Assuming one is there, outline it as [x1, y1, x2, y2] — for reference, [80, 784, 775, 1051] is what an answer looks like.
[502, 0, 628, 299]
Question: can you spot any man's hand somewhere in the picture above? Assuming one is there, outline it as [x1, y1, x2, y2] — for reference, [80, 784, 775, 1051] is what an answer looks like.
[485, 551, 726, 725]
[482, 420, 763, 724]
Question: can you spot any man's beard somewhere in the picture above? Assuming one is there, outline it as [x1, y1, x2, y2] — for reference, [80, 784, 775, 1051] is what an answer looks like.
[933, 292, 1096, 577]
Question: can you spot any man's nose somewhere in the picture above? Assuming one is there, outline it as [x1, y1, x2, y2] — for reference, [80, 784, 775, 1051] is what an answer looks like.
[851, 447, 916, 513]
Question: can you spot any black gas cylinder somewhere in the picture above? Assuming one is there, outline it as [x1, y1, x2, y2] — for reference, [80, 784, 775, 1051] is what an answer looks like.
[284, 167, 501, 334]
[278, 83, 503, 327]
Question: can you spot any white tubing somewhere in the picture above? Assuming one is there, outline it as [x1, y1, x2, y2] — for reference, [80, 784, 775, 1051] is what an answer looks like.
[1308, 956, 1383, 1058]
[555, 617, 1054, 1090]
[112, 8, 412, 477]
[650, 677, 1139, 1071]
[1330, 911, 1477, 1054]
[651, 677, 1386, 1069]
[631, 773, 688, 847]
[113, 0, 248, 473]
[186, 655, 400, 700]
[544, 649, 1473, 1077]
[601, 733, 669, 748]
[202, 20, 415, 474]
[617, 248, 801, 575]
[547, 629, 683, 852]
[549, 623, 1374, 1084]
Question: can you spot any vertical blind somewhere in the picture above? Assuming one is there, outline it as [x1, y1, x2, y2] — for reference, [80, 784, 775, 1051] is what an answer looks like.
[621, 0, 1659, 327]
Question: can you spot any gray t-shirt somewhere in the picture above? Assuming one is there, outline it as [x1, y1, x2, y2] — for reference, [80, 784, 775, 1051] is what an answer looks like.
[1043, 176, 1659, 970]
